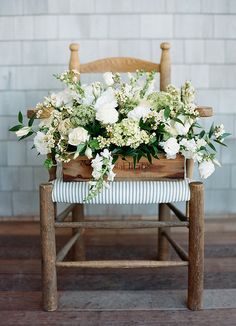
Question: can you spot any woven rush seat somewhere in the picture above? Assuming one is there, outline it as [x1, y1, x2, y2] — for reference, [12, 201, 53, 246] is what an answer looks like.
[52, 179, 190, 204]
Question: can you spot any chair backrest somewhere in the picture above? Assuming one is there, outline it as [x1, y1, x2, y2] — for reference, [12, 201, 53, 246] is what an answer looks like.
[68, 42, 171, 91]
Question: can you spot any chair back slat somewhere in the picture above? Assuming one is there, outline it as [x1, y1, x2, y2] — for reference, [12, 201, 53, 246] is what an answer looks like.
[69, 42, 171, 91]
[80, 57, 160, 73]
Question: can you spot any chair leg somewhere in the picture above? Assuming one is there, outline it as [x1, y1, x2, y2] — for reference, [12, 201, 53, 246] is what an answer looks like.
[40, 183, 57, 311]
[188, 182, 204, 310]
[158, 203, 171, 260]
[72, 204, 86, 260]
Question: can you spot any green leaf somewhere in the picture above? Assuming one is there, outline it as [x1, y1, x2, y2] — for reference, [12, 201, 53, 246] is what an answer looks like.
[208, 142, 216, 151]
[214, 139, 227, 147]
[133, 155, 137, 169]
[199, 130, 205, 138]
[9, 124, 22, 132]
[44, 158, 53, 170]
[88, 139, 100, 150]
[164, 107, 171, 120]
[76, 143, 86, 154]
[147, 152, 152, 164]
[28, 113, 36, 127]
[209, 122, 215, 138]
[112, 155, 119, 164]
[18, 111, 23, 124]
[173, 117, 184, 126]
[18, 131, 34, 141]
[221, 132, 231, 138]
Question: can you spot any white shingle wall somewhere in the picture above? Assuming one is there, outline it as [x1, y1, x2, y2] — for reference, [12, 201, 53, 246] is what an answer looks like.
[0, 0, 235, 217]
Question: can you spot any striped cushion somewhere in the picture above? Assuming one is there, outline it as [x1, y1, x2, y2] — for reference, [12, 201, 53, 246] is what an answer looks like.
[52, 179, 190, 204]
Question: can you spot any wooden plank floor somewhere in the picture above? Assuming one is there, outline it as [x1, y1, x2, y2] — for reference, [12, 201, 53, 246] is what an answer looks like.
[0, 220, 236, 326]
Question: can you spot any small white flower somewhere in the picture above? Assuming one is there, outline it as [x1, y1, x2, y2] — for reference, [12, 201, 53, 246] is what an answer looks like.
[107, 170, 116, 181]
[92, 169, 102, 180]
[127, 100, 151, 121]
[196, 138, 207, 148]
[162, 137, 180, 159]
[101, 148, 112, 159]
[91, 154, 103, 171]
[15, 126, 31, 137]
[96, 105, 119, 124]
[85, 147, 93, 159]
[214, 124, 225, 139]
[199, 160, 215, 179]
[33, 131, 50, 155]
[81, 85, 95, 106]
[68, 127, 89, 146]
[103, 72, 114, 86]
[39, 115, 53, 128]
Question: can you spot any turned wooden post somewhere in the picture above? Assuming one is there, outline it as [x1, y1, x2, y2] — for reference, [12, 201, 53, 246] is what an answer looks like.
[188, 182, 204, 310]
[185, 158, 194, 218]
[158, 203, 171, 260]
[69, 43, 80, 72]
[40, 183, 57, 311]
[72, 204, 86, 260]
[160, 42, 171, 91]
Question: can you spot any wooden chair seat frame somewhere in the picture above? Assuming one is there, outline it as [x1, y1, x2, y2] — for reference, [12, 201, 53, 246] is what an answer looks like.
[38, 42, 208, 312]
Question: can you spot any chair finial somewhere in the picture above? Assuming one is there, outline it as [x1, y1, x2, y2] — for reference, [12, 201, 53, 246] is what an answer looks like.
[69, 43, 79, 51]
[69, 43, 80, 72]
[160, 42, 171, 50]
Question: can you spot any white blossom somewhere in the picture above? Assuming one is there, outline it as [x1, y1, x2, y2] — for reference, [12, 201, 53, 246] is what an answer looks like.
[50, 88, 74, 108]
[103, 72, 114, 86]
[127, 100, 151, 120]
[199, 160, 215, 179]
[214, 124, 225, 139]
[94, 87, 117, 111]
[68, 127, 89, 146]
[34, 131, 50, 155]
[85, 147, 93, 159]
[96, 105, 119, 124]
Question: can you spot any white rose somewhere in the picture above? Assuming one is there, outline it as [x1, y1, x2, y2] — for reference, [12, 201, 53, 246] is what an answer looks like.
[103, 72, 114, 86]
[15, 126, 31, 137]
[95, 88, 117, 111]
[33, 131, 50, 155]
[199, 160, 215, 179]
[162, 137, 180, 159]
[68, 127, 89, 146]
[96, 105, 119, 124]
[85, 147, 93, 159]
[127, 100, 151, 121]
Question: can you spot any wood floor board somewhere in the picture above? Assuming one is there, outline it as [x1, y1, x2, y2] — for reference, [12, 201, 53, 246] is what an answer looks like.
[0, 220, 235, 325]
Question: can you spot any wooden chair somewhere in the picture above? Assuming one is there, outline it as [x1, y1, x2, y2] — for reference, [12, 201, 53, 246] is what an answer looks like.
[32, 42, 213, 312]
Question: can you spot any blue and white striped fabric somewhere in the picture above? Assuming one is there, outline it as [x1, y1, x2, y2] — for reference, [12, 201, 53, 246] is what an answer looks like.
[52, 179, 190, 204]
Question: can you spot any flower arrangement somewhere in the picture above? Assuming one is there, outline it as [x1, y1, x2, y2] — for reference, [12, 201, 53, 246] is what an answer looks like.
[10, 70, 229, 201]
